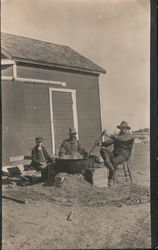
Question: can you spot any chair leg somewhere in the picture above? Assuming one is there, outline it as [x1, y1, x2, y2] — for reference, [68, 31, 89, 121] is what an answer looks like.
[126, 163, 133, 183]
[122, 163, 128, 182]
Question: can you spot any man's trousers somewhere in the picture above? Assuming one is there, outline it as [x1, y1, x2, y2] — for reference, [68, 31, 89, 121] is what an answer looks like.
[100, 148, 126, 185]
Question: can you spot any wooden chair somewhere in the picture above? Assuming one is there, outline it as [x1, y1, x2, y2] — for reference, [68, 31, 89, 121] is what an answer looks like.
[118, 161, 132, 183]
[114, 139, 134, 184]
[118, 138, 134, 183]
[113, 161, 132, 184]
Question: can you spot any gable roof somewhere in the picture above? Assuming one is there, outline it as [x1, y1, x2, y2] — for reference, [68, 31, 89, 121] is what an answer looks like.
[1, 32, 105, 74]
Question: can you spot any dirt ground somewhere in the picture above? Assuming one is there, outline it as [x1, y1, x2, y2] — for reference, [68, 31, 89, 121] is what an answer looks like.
[2, 141, 151, 249]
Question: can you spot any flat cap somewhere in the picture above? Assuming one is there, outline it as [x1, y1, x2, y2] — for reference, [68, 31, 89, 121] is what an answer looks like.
[35, 136, 44, 143]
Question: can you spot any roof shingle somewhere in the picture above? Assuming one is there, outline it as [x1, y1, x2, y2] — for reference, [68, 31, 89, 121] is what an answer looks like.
[1, 33, 105, 74]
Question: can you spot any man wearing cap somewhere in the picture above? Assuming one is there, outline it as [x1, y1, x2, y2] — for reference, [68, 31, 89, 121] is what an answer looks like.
[99, 121, 134, 186]
[59, 127, 88, 159]
[30, 136, 55, 181]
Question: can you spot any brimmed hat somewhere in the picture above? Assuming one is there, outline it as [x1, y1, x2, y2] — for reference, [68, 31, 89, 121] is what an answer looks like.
[69, 127, 77, 134]
[36, 136, 44, 143]
[117, 121, 131, 130]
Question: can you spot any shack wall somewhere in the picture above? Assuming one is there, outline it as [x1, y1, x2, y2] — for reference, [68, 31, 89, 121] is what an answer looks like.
[2, 63, 102, 164]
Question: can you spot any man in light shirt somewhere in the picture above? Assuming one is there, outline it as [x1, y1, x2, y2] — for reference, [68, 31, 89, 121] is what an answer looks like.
[59, 127, 88, 159]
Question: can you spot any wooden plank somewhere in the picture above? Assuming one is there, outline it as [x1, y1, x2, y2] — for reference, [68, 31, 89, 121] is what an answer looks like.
[24, 155, 32, 160]
[2, 164, 25, 172]
[2, 166, 14, 173]
[2, 195, 26, 204]
[9, 155, 32, 163]
[9, 155, 25, 162]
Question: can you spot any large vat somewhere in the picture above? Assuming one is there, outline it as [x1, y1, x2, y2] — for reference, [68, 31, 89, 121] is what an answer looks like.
[55, 155, 95, 174]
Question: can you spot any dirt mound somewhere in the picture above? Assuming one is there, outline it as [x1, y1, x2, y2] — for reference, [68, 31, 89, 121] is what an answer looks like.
[48, 173, 150, 207]
[3, 173, 150, 207]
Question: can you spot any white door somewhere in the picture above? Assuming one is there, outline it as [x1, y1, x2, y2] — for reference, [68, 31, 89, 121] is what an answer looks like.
[49, 88, 78, 155]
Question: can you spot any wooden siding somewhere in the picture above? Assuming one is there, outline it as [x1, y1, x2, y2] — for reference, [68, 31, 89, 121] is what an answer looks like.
[2, 65, 13, 76]
[17, 64, 102, 151]
[17, 63, 63, 81]
[23, 83, 52, 155]
[2, 64, 102, 164]
[2, 81, 52, 164]
[2, 81, 25, 164]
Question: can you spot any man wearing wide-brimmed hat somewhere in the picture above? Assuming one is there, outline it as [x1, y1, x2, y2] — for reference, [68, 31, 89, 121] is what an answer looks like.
[30, 136, 55, 181]
[59, 127, 88, 159]
[99, 121, 134, 186]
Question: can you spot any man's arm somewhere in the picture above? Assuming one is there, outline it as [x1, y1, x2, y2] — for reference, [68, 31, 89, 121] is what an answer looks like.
[78, 142, 88, 157]
[43, 147, 54, 163]
[59, 141, 67, 158]
[101, 137, 115, 147]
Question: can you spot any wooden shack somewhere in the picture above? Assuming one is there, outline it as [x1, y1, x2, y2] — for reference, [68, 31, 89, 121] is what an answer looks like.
[1, 33, 105, 165]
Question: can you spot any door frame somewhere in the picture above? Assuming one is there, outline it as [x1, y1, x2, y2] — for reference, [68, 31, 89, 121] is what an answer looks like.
[49, 87, 78, 155]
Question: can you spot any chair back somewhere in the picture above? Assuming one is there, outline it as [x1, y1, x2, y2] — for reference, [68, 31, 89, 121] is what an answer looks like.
[127, 138, 135, 161]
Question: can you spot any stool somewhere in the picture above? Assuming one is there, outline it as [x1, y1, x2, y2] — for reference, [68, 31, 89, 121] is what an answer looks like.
[116, 161, 132, 183]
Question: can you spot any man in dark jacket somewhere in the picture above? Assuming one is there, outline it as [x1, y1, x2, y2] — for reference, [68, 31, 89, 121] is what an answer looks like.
[99, 121, 134, 186]
[59, 127, 88, 159]
[30, 136, 55, 181]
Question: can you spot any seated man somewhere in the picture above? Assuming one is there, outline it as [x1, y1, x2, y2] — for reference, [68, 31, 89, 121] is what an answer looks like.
[59, 127, 88, 159]
[30, 136, 55, 181]
[99, 121, 134, 186]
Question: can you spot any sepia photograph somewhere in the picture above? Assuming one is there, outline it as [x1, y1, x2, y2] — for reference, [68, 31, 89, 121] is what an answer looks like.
[1, 0, 151, 249]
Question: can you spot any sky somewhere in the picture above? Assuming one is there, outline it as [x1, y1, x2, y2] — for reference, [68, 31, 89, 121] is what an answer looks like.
[1, 0, 150, 133]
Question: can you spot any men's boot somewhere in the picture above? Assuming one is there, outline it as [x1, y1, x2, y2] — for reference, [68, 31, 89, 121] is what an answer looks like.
[41, 167, 48, 181]
[108, 169, 113, 187]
